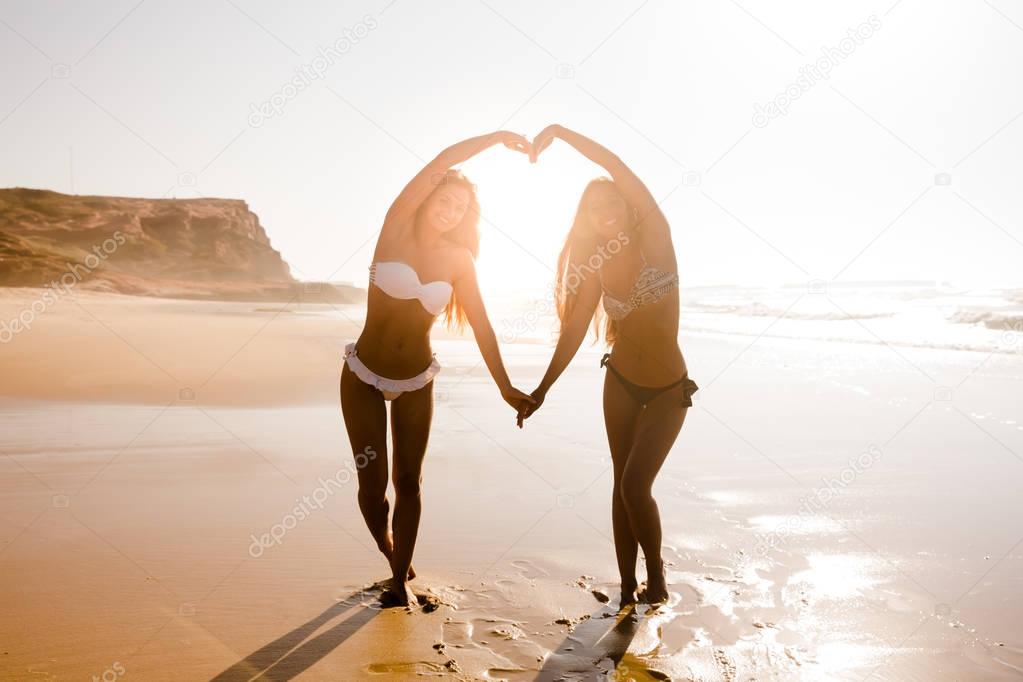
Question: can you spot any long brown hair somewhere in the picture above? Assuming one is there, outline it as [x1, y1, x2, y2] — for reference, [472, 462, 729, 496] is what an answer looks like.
[554, 177, 633, 345]
[416, 169, 480, 331]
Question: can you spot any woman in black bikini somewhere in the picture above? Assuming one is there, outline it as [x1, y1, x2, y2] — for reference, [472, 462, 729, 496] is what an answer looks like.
[519, 124, 697, 606]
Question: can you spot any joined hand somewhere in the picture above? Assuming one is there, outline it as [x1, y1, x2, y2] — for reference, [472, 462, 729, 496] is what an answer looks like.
[515, 386, 546, 428]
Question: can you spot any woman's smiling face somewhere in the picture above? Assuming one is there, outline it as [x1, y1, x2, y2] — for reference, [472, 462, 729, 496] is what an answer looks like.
[585, 183, 630, 239]
[423, 183, 471, 233]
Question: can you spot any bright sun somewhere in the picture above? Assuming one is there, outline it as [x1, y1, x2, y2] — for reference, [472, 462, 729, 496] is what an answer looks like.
[464, 148, 599, 299]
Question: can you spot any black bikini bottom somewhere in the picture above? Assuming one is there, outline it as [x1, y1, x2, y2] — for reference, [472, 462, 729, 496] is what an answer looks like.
[600, 353, 699, 408]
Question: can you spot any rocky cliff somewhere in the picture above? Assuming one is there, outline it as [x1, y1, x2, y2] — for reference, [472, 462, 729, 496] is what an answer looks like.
[0, 188, 362, 302]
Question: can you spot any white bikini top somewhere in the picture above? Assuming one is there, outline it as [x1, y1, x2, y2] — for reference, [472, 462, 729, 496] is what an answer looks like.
[369, 261, 453, 316]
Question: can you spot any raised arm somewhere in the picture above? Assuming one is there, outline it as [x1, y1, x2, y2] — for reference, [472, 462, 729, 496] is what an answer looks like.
[519, 261, 603, 424]
[450, 250, 534, 412]
[532, 124, 675, 266]
[381, 131, 529, 239]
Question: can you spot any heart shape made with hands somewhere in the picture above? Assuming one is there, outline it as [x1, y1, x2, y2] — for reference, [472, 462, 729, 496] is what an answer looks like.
[497, 126, 561, 164]
[529, 125, 558, 163]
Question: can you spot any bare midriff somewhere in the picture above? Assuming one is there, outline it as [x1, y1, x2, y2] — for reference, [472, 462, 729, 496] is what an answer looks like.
[605, 288, 687, 387]
[354, 285, 439, 380]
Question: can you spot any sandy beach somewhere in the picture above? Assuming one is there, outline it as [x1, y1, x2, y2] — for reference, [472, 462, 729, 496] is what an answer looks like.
[0, 288, 1021, 680]
[4, 0, 1022, 675]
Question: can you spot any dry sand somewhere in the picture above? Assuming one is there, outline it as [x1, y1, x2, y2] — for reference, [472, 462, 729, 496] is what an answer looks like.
[1, 288, 1022, 680]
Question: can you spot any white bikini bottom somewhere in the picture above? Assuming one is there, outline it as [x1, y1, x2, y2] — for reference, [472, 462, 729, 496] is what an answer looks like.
[342, 343, 441, 400]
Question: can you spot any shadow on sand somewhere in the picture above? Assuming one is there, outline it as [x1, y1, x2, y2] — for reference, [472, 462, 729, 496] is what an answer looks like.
[535, 604, 642, 681]
[210, 590, 379, 681]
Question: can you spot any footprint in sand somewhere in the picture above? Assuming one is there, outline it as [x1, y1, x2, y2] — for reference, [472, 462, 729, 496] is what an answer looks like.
[442, 620, 474, 647]
[439, 617, 542, 675]
[482, 619, 528, 641]
[713, 647, 738, 681]
[572, 575, 613, 606]
[511, 559, 549, 580]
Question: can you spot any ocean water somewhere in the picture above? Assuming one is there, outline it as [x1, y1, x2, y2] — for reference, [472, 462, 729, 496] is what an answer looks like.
[483, 282, 1023, 356]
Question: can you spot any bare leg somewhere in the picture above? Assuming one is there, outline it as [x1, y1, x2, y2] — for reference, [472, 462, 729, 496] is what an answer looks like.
[620, 386, 688, 603]
[339, 366, 393, 563]
[387, 380, 433, 606]
[603, 372, 644, 606]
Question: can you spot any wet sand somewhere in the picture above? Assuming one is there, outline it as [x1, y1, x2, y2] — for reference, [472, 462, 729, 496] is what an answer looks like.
[1, 289, 1021, 680]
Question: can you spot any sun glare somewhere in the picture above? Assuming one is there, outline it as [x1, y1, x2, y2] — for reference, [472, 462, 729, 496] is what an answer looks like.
[465, 147, 598, 300]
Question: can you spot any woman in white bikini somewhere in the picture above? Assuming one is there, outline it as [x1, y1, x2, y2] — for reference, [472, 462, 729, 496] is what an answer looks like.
[341, 131, 535, 606]
[519, 124, 697, 606]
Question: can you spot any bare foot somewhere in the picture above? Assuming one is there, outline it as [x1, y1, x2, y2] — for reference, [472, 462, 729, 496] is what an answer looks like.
[637, 586, 668, 605]
[639, 565, 668, 604]
[619, 581, 638, 607]
[380, 578, 417, 608]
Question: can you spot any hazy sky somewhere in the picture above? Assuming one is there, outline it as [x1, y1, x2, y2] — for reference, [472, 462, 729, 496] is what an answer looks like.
[2, 0, 1022, 293]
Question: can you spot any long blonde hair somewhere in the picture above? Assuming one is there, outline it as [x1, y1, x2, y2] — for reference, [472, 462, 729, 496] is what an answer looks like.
[554, 177, 634, 346]
[416, 169, 480, 331]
